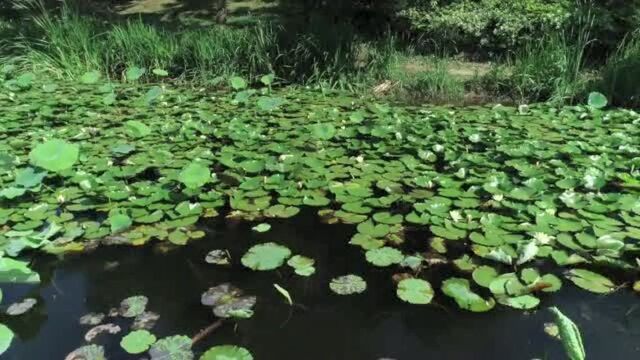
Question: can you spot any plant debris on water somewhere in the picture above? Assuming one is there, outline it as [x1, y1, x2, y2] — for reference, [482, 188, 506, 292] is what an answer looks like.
[1, 71, 640, 356]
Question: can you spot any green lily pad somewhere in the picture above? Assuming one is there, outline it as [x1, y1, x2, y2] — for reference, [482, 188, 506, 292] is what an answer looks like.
[287, 255, 316, 276]
[587, 91, 607, 109]
[565, 269, 615, 294]
[80, 70, 101, 84]
[121, 330, 157, 354]
[472, 265, 499, 288]
[442, 278, 495, 312]
[365, 246, 404, 267]
[396, 278, 434, 305]
[241, 242, 291, 271]
[252, 223, 271, 233]
[29, 139, 79, 172]
[179, 162, 211, 189]
[126, 66, 146, 82]
[200, 345, 253, 360]
[0, 324, 14, 356]
[357, 220, 389, 238]
[109, 213, 132, 234]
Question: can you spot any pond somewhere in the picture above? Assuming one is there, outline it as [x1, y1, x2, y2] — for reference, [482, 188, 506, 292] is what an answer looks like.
[1, 71, 640, 358]
[3, 210, 640, 359]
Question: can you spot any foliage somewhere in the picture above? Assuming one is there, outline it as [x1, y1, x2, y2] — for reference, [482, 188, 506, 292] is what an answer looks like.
[200, 345, 253, 360]
[598, 30, 640, 108]
[549, 307, 586, 360]
[120, 330, 157, 354]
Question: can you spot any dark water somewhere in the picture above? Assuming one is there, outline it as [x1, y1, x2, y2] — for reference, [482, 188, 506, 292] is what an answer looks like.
[3, 211, 640, 360]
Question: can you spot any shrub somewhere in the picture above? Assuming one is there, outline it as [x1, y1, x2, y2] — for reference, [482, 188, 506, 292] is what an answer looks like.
[598, 30, 640, 107]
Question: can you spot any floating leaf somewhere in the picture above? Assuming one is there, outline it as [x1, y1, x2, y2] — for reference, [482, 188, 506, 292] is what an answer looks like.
[85, 323, 121, 342]
[330, 274, 367, 295]
[121, 330, 157, 354]
[241, 242, 291, 271]
[396, 278, 434, 305]
[310, 123, 336, 140]
[109, 213, 132, 234]
[0, 324, 14, 356]
[200, 345, 253, 360]
[125, 120, 151, 138]
[442, 278, 495, 312]
[252, 223, 271, 233]
[153, 68, 169, 77]
[149, 335, 193, 360]
[79, 313, 105, 326]
[287, 255, 315, 276]
[205, 250, 230, 265]
[0, 257, 40, 283]
[29, 139, 79, 172]
[472, 266, 499, 288]
[565, 269, 615, 294]
[64, 344, 105, 360]
[201, 284, 256, 319]
[179, 162, 211, 189]
[119, 295, 148, 318]
[365, 247, 404, 267]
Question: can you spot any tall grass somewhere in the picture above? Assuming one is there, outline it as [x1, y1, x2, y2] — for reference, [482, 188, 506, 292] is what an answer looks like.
[4, 0, 396, 87]
[479, 11, 594, 104]
[599, 29, 640, 107]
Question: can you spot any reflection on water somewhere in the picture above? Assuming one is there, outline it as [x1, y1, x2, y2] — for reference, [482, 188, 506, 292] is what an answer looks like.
[3, 210, 640, 359]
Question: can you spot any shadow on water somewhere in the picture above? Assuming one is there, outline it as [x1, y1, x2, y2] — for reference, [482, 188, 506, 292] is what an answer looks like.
[3, 209, 640, 359]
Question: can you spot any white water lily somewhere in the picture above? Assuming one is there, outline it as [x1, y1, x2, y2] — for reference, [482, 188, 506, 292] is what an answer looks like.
[533, 232, 554, 245]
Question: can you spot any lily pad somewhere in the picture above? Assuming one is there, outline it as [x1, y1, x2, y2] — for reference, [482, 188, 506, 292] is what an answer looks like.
[205, 250, 230, 265]
[121, 330, 157, 354]
[200, 345, 253, 360]
[442, 278, 496, 312]
[179, 162, 211, 189]
[365, 247, 404, 267]
[149, 335, 193, 360]
[0, 324, 14, 356]
[29, 139, 79, 172]
[201, 283, 256, 318]
[287, 255, 316, 276]
[241, 242, 291, 271]
[396, 278, 434, 305]
[64, 344, 105, 360]
[252, 223, 271, 233]
[119, 295, 148, 318]
[329, 274, 367, 295]
[565, 269, 615, 294]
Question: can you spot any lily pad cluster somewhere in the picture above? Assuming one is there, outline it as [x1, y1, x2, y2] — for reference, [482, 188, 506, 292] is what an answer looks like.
[1, 74, 639, 316]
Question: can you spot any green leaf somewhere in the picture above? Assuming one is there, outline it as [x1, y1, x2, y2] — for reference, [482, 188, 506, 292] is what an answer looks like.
[565, 269, 615, 294]
[109, 213, 132, 234]
[549, 307, 586, 360]
[287, 255, 315, 276]
[396, 278, 434, 304]
[149, 335, 192, 360]
[125, 120, 152, 138]
[357, 220, 389, 238]
[472, 265, 499, 288]
[442, 277, 495, 312]
[121, 330, 157, 354]
[256, 96, 284, 111]
[14, 167, 46, 188]
[229, 76, 247, 90]
[0, 257, 40, 283]
[179, 162, 211, 189]
[273, 283, 293, 305]
[153, 68, 169, 77]
[310, 123, 336, 140]
[252, 223, 271, 233]
[587, 92, 607, 109]
[241, 242, 291, 271]
[260, 73, 275, 86]
[365, 246, 404, 267]
[80, 70, 101, 84]
[0, 324, 14, 356]
[330, 274, 367, 295]
[200, 345, 253, 360]
[29, 139, 79, 172]
[119, 295, 148, 318]
[126, 66, 146, 82]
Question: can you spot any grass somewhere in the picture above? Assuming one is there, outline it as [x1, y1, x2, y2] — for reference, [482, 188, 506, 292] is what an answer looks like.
[3, 0, 396, 88]
[599, 29, 640, 108]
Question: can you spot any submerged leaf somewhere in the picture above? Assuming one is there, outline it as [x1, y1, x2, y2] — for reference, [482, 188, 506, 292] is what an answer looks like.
[330, 274, 367, 295]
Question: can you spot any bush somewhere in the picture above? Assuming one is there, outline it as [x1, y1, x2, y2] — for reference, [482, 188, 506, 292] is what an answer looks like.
[399, 0, 572, 55]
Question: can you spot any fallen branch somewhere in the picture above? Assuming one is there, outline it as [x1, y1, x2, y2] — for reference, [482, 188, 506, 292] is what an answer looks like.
[191, 319, 224, 345]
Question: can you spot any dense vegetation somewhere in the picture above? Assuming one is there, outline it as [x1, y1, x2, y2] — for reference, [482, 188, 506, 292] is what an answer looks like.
[0, 1, 639, 359]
